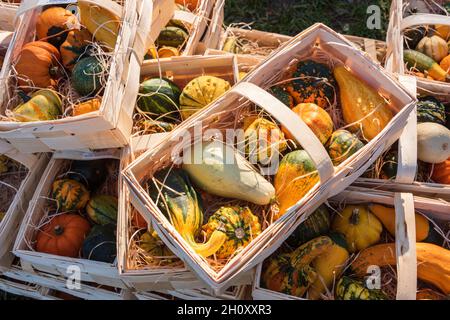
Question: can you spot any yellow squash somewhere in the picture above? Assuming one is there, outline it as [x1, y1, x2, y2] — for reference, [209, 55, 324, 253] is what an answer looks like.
[333, 66, 393, 141]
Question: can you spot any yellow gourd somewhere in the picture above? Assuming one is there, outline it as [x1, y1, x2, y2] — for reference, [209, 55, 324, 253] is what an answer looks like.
[333, 66, 393, 141]
[73, 98, 101, 116]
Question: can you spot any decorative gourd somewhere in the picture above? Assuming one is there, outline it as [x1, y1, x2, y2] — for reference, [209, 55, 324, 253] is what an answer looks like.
[202, 206, 261, 259]
[182, 140, 275, 205]
[262, 236, 333, 297]
[331, 205, 382, 253]
[244, 118, 287, 164]
[71, 56, 104, 97]
[435, 25, 450, 41]
[326, 129, 364, 165]
[274, 150, 319, 219]
[335, 276, 386, 300]
[440, 54, 450, 73]
[60, 28, 92, 70]
[52, 179, 90, 212]
[175, 0, 199, 11]
[351, 242, 450, 295]
[269, 86, 294, 108]
[147, 168, 227, 258]
[36, 214, 91, 257]
[431, 158, 450, 184]
[417, 122, 450, 163]
[368, 203, 442, 243]
[286, 60, 336, 108]
[334, 65, 393, 141]
[403, 26, 427, 49]
[13, 89, 62, 122]
[141, 120, 176, 133]
[156, 26, 189, 48]
[222, 36, 242, 54]
[132, 211, 148, 229]
[179, 76, 231, 119]
[282, 103, 333, 145]
[416, 289, 447, 300]
[157, 46, 180, 58]
[73, 98, 101, 116]
[78, 2, 120, 50]
[15, 41, 61, 89]
[404, 49, 450, 81]
[286, 205, 331, 247]
[416, 35, 448, 63]
[380, 150, 398, 179]
[36, 7, 77, 47]
[81, 224, 116, 263]
[417, 96, 446, 125]
[139, 230, 173, 263]
[86, 195, 118, 225]
[67, 159, 108, 190]
[137, 78, 181, 121]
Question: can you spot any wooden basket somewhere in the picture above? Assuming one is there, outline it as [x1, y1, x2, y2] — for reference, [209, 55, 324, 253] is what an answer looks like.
[386, 0, 450, 99]
[118, 135, 254, 293]
[253, 186, 449, 300]
[12, 149, 129, 289]
[123, 23, 416, 291]
[135, 285, 249, 300]
[0, 1, 17, 32]
[0, 0, 173, 153]
[0, 140, 48, 271]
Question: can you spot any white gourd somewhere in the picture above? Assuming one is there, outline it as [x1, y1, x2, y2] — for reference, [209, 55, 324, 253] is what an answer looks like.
[417, 122, 450, 164]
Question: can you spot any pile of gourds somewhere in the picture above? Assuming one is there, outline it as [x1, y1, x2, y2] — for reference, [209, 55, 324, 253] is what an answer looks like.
[262, 203, 450, 300]
[35, 159, 118, 263]
[143, 59, 396, 261]
[9, 3, 120, 122]
[403, 24, 450, 82]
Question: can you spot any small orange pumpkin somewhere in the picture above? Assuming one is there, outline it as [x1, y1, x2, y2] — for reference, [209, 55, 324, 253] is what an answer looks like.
[60, 28, 92, 70]
[15, 41, 61, 90]
[36, 214, 91, 258]
[36, 7, 78, 47]
[431, 158, 450, 184]
[175, 0, 199, 11]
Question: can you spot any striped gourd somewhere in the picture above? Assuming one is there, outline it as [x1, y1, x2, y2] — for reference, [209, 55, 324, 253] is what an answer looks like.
[86, 195, 118, 225]
[52, 179, 90, 212]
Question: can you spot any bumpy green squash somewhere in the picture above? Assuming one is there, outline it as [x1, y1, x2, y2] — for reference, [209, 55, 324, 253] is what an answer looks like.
[326, 129, 365, 166]
[286, 60, 336, 108]
[137, 77, 181, 121]
[286, 205, 331, 247]
[262, 236, 332, 297]
[81, 224, 116, 263]
[13, 89, 62, 122]
[52, 179, 90, 212]
[274, 150, 319, 219]
[202, 206, 261, 259]
[147, 168, 227, 258]
[71, 56, 104, 97]
[335, 276, 386, 300]
[417, 96, 446, 125]
[179, 76, 231, 119]
[269, 86, 294, 108]
[86, 195, 118, 225]
[156, 26, 189, 48]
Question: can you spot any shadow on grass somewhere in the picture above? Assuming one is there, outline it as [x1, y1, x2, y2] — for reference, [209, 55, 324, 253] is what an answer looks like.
[224, 0, 391, 40]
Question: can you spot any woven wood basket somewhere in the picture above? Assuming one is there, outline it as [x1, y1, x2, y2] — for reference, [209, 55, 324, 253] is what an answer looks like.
[123, 23, 416, 291]
[0, 140, 48, 271]
[0, 0, 173, 153]
[253, 186, 449, 300]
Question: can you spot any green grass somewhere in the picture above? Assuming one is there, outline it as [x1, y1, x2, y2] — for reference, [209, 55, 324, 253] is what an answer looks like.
[224, 0, 391, 40]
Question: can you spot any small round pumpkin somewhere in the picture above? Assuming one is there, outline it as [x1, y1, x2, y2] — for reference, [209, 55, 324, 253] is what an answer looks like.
[282, 103, 334, 145]
[71, 56, 104, 97]
[175, 0, 199, 11]
[60, 28, 92, 70]
[15, 41, 61, 89]
[36, 7, 78, 48]
[431, 158, 450, 184]
[331, 205, 383, 253]
[416, 35, 448, 63]
[36, 214, 91, 257]
[52, 179, 90, 212]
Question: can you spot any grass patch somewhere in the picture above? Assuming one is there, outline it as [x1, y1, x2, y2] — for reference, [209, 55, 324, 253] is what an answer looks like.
[224, 0, 391, 40]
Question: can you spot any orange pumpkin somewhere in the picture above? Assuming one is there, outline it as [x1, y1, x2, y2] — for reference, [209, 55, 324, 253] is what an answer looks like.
[282, 103, 334, 144]
[440, 55, 450, 73]
[431, 158, 450, 184]
[60, 28, 92, 70]
[36, 7, 78, 47]
[36, 214, 91, 258]
[15, 41, 61, 90]
[175, 0, 199, 11]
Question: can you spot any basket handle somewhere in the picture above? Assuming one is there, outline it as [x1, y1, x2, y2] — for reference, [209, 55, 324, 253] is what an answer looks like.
[229, 82, 335, 183]
[394, 192, 417, 300]
[401, 13, 450, 31]
[0, 138, 37, 169]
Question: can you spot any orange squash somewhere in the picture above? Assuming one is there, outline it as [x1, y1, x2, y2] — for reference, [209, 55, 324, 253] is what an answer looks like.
[431, 158, 450, 184]
[282, 103, 333, 145]
[73, 98, 101, 116]
[36, 7, 78, 47]
[440, 55, 450, 73]
[60, 28, 92, 70]
[15, 41, 61, 90]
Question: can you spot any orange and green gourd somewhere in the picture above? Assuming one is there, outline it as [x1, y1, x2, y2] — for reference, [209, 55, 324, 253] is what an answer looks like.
[86, 194, 118, 225]
[52, 179, 90, 212]
[13, 89, 62, 122]
[60, 28, 92, 70]
[326, 129, 364, 166]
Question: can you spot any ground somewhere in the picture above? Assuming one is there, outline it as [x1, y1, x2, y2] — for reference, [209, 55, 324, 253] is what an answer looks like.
[224, 0, 391, 40]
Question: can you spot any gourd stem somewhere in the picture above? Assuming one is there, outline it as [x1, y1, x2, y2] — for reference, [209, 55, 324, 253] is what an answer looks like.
[53, 225, 64, 236]
[184, 231, 227, 258]
[18, 91, 31, 103]
[350, 208, 360, 225]
[49, 66, 59, 77]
